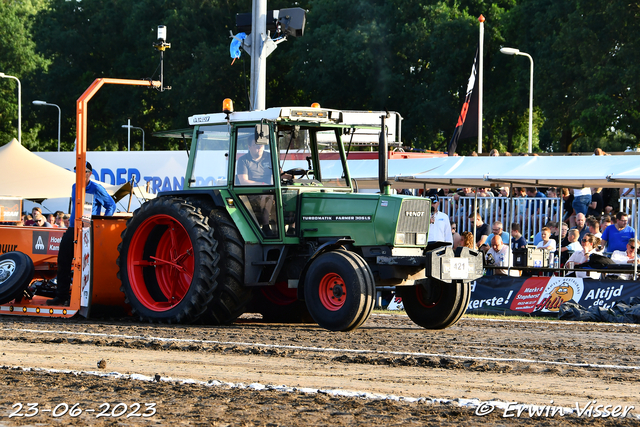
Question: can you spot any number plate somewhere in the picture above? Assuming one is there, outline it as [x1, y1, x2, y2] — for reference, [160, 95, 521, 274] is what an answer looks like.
[449, 258, 469, 279]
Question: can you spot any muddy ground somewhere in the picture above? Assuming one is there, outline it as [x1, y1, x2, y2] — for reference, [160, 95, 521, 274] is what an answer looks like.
[1, 313, 639, 426]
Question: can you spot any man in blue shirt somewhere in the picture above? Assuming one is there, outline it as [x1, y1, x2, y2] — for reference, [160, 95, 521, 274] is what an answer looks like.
[601, 212, 635, 253]
[48, 162, 115, 306]
[483, 221, 510, 247]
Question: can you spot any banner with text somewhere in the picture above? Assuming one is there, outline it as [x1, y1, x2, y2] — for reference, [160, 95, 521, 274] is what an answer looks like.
[467, 275, 640, 315]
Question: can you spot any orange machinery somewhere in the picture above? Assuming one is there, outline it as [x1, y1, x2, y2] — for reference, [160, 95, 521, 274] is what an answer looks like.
[0, 78, 159, 318]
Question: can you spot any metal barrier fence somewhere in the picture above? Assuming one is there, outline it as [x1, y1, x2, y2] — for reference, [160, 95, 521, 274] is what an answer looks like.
[437, 195, 640, 243]
[440, 196, 563, 243]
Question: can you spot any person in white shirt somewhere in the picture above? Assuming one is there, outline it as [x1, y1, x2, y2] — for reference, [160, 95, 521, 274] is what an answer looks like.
[427, 194, 453, 244]
[586, 216, 601, 238]
[536, 226, 557, 265]
[486, 235, 519, 276]
[610, 238, 640, 280]
[566, 233, 600, 279]
[565, 229, 582, 252]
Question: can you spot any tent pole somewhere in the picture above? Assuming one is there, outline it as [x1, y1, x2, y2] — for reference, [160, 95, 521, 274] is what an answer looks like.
[474, 187, 479, 249]
[557, 187, 564, 277]
[507, 183, 514, 277]
[635, 184, 638, 280]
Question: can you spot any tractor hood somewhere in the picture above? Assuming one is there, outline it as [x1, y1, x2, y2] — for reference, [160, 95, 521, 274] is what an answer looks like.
[298, 193, 431, 247]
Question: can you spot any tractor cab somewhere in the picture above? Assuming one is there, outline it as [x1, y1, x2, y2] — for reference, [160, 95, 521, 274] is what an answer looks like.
[185, 102, 379, 244]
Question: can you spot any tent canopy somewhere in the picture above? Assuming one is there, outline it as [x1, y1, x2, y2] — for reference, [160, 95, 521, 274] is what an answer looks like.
[0, 139, 144, 202]
[347, 155, 640, 190]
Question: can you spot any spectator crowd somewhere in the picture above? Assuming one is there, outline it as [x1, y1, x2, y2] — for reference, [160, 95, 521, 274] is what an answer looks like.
[420, 181, 639, 280]
[8, 207, 70, 228]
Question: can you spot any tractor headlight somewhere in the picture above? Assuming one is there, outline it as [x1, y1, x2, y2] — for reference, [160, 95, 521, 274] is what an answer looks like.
[416, 233, 427, 245]
[395, 233, 406, 245]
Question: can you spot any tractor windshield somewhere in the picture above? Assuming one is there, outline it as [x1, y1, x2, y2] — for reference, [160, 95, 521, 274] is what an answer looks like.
[190, 125, 231, 187]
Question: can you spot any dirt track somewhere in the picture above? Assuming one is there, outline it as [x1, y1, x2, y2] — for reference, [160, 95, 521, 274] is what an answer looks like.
[1, 313, 640, 426]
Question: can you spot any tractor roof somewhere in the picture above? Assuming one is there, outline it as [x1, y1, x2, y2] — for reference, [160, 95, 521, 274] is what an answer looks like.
[188, 107, 402, 128]
[188, 107, 342, 126]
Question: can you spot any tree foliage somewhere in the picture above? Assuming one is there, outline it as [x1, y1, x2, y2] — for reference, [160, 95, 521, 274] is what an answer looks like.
[0, 0, 49, 148]
[0, 0, 638, 154]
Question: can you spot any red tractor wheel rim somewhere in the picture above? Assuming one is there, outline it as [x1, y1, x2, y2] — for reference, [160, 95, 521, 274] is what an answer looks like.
[318, 273, 346, 311]
[262, 281, 297, 305]
[127, 215, 194, 311]
[415, 283, 442, 308]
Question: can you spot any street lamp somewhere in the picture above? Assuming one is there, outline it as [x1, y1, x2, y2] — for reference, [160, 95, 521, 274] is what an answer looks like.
[0, 72, 21, 143]
[33, 100, 62, 152]
[500, 47, 534, 154]
[122, 123, 145, 151]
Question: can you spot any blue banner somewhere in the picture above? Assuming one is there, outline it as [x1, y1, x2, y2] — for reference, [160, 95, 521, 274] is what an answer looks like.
[467, 275, 640, 316]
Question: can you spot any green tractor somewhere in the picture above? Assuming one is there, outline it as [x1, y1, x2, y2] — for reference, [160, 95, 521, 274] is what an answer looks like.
[116, 102, 483, 331]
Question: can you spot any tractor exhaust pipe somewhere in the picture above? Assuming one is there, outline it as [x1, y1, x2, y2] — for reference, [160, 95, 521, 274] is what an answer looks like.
[379, 112, 390, 195]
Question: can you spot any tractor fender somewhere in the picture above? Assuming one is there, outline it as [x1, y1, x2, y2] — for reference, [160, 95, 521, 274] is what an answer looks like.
[158, 189, 225, 207]
[163, 190, 261, 245]
[296, 238, 354, 301]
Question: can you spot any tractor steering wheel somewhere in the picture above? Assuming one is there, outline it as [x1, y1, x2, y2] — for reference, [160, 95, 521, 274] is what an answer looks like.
[281, 168, 310, 182]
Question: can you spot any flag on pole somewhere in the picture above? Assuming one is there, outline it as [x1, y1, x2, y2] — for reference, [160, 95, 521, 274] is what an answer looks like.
[448, 48, 479, 156]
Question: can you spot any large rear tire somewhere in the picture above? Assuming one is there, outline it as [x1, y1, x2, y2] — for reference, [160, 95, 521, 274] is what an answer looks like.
[304, 250, 374, 331]
[117, 197, 218, 324]
[201, 208, 253, 325]
[396, 280, 470, 329]
[0, 252, 34, 304]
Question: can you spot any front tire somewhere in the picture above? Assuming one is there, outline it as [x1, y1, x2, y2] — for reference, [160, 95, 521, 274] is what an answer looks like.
[117, 197, 219, 324]
[304, 250, 374, 331]
[396, 280, 470, 329]
[0, 252, 34, 304]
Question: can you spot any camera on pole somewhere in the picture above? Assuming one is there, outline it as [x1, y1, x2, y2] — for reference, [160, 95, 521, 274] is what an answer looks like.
[236, 7, 306, 38]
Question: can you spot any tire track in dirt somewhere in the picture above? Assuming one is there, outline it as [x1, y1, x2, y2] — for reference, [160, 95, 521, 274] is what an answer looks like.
[1, 314, 640, 425]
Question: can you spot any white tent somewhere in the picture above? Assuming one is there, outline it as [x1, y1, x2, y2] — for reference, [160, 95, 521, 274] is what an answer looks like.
[397, 155, 640, 189]
[0, 138, 80, 199]
[0, 139, 151, 203]
[346, 155, 640, 190]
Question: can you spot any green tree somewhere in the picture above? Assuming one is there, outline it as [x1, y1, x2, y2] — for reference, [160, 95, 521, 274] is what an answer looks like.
[506, 0, 640, 152]
[0, 0, 49, 148]
[30, 0, 322, 151]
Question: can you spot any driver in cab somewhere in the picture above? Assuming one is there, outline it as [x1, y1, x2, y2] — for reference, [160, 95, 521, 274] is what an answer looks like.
[236, 139, 273, 186]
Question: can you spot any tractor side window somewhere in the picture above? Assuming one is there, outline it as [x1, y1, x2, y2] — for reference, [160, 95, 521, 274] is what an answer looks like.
[278, 128, 316, 184]
[190, 125, 230, 187]
[315, 130, 348, 187]
[235, 127, 274, 186]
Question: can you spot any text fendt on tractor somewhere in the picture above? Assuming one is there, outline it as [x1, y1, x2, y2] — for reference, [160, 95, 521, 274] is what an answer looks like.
[116, 100, 483, 331]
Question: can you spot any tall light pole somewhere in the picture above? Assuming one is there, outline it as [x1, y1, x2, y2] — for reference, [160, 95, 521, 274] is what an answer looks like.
[500, 47, 534, 153]
[33, 100, 62, 151]
[0, 72, 22, 143]
[122, 123, 145, 151]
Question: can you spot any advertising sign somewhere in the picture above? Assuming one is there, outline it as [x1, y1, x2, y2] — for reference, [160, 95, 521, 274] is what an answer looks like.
[466, 275, 640, 315]
[80, 224, 92, 309]
[31, 230, 64, 255]
[0, 198, 22, 222]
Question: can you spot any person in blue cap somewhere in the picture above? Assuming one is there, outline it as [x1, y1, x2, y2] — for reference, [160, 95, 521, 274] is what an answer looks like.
[47, 162, 116, 306]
